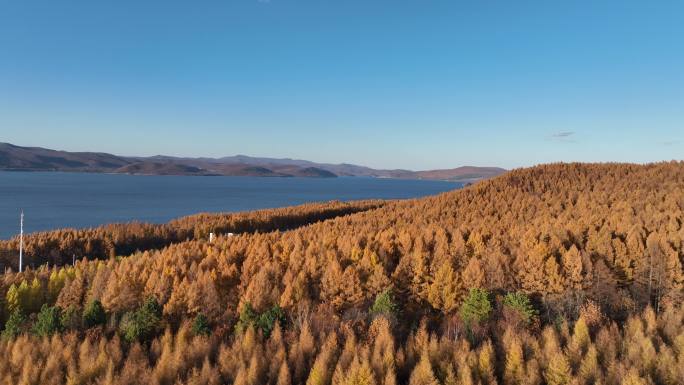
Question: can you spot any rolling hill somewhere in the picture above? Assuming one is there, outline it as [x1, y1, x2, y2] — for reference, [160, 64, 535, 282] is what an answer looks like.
[0, 142, 129, 171]
[0, 163, 682, 384]
[114, 162, 208, 176]
[0, 142, 504, 180]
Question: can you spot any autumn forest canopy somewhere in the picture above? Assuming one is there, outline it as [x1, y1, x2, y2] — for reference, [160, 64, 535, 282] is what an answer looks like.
[1, 162, 684, 385]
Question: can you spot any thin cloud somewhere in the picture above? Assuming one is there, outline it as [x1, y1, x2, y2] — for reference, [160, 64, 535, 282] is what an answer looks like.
[546, 131, 576, 143]
[660, 140, 680, 146]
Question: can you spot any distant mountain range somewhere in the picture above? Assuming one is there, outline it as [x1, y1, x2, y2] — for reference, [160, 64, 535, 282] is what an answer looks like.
[0, 143, 506, 181]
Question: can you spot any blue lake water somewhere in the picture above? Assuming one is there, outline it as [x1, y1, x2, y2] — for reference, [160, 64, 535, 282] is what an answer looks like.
[0, 171, 462, 239]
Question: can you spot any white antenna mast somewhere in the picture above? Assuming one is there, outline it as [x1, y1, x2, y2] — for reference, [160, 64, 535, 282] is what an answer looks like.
[19, 210, 24, 273]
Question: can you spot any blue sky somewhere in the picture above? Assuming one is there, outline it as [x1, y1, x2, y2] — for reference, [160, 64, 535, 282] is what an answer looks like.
[1, 0, 682, 170]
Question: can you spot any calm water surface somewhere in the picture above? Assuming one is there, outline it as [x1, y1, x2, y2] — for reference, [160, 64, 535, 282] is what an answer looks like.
[0, 172, 461, 239]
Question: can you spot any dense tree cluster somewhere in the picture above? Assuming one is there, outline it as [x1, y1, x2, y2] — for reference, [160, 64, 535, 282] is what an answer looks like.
[1, 162, 683, 384]
[0, 296, 682, 384]
[0, 200, 384, 270]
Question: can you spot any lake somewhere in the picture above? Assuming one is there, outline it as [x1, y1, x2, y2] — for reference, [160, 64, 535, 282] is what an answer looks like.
[0, 171, 462, 239]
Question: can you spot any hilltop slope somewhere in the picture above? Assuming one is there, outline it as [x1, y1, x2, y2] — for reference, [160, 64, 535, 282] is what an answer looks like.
[4, 161, 684, 318]
[1, 162, 683, 384]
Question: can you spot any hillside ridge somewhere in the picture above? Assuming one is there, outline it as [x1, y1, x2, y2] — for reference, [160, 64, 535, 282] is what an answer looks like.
[0, 142, 505, 181]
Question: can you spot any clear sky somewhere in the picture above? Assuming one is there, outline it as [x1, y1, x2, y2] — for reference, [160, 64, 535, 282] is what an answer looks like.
[1, 1, 682, 170]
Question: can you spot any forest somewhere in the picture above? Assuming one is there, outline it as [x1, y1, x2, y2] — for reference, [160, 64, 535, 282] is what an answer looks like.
[0, 200, 384, 270]
[0, 162, 683, 385]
